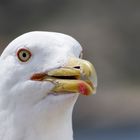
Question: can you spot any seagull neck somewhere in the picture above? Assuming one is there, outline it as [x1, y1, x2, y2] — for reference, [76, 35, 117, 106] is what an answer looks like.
[0, 94, 78, 140]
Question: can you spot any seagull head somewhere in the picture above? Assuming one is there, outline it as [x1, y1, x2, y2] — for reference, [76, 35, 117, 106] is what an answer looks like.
[0, 31, 97, 105]
[0, 31, 97, 140]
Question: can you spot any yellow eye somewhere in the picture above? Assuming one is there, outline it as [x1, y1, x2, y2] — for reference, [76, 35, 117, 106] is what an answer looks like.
[17, 48, 31, 62]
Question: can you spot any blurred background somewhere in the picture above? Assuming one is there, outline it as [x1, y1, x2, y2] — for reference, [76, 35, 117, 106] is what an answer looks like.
[0, 0, 140, 139]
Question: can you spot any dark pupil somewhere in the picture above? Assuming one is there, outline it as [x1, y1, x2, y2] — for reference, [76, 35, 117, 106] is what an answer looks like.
[22, 52, 27, 58]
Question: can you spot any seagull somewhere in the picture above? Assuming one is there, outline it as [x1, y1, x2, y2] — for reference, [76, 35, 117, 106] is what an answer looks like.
[0, 31, 97, 140]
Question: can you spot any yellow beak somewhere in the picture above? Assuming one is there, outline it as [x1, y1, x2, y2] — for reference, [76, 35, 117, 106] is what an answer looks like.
[45, 57, 97, 96]
[31, 57, 97, 96]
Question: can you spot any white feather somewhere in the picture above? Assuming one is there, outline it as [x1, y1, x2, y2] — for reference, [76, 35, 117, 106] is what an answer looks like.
[0, 31, 82, 140]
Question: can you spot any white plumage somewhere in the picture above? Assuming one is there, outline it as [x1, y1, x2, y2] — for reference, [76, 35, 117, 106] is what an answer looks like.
[0, 31, 96, 140]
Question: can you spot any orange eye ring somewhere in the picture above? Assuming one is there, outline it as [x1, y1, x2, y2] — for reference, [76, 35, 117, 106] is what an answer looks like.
[17, 48, 32, 62]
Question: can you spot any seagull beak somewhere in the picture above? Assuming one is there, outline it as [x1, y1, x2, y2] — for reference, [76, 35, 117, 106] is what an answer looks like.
[31, 57, 97, 96]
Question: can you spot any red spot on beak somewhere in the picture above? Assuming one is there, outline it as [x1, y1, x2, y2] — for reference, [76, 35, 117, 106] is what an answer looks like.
[78, 82, 89, 96]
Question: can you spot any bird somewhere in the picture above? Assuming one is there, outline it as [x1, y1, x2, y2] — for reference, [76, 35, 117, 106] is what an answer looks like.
[0, 31, 97, 140]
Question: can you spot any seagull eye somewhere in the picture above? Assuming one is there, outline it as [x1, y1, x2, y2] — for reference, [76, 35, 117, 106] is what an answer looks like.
[17, 48, 31, 62]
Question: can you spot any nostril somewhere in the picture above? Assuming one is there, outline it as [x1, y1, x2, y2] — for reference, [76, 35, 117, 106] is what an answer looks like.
[73, 66, 80, 69]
